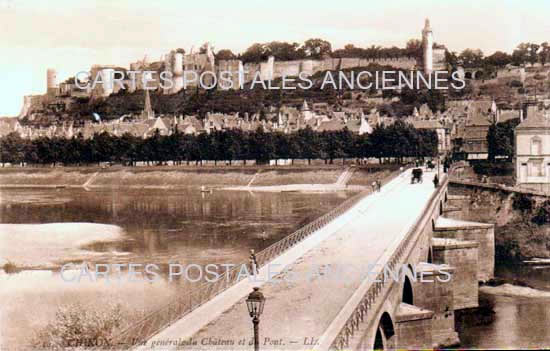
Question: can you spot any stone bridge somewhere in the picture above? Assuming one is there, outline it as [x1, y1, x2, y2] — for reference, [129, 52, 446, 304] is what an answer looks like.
[129, 168, 494, 351]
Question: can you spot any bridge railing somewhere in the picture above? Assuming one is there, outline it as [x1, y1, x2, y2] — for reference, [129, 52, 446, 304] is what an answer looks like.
[329, 172, 449, 350]
[108, 166, 408, 349]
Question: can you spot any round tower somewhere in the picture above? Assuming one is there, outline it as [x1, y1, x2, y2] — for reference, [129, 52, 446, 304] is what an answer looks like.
[46, 68, 58, 95]
[422, 18, 433, 74]
[101, 68, 115, 97]
[173, 52, 184, 75]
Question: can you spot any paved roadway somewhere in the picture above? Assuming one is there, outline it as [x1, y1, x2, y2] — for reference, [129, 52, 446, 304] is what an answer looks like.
[139, 168, 441, 351]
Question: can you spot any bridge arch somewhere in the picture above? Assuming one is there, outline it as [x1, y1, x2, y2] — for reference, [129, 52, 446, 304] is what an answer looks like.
[373, 312, 395, 350]
[402, 276, 414, 305]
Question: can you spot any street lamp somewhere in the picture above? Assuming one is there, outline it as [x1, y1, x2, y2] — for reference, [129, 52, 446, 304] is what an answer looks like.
[246, 287, 265, 351]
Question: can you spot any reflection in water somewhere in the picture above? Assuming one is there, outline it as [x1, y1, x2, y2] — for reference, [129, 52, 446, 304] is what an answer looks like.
[0, 187, 354, 347]
[458, 263, 550, 349]
[0, 188, 350, 265]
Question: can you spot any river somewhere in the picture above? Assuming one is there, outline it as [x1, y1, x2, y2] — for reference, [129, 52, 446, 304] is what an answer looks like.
[0, 187, 353, 347]
[457, 262, 550, 349]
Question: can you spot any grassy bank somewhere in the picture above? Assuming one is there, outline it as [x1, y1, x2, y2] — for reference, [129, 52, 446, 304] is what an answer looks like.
[0, 164, 397, 188]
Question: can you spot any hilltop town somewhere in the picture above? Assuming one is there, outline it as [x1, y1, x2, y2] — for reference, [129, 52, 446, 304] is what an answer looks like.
[1, 18, 550, 166]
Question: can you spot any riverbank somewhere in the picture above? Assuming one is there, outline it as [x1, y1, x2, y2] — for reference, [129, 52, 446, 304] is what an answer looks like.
[449, 182, 550, 260]
[0, 165, 397, 190]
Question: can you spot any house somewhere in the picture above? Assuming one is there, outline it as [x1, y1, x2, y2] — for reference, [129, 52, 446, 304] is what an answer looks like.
[515, 104, 550, 192]
[460, 101, 494, 159]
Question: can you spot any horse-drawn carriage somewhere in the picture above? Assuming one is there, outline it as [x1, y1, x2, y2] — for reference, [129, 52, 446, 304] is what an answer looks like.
[411, 168, 423, 184]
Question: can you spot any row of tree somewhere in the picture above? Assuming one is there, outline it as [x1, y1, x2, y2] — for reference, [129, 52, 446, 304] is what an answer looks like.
[0, 122, 437, 166]
[217, 39, 424, 63]
[447, 42, 550, 69]
[216, 38, 550, 69]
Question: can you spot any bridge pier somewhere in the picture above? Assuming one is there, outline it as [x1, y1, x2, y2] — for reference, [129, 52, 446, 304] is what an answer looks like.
[413, 263, 460, 347]
[434, 217, 494, 281]
[394, 303, 433, 349]
[445, 194, 471, 220]
[432, 238, 479, 310]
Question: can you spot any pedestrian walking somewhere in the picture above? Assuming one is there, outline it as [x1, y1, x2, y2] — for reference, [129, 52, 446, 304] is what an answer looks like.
[433, 174, 439, 188]
[376, 180, 382, 192]
[249, 249, 258, 276]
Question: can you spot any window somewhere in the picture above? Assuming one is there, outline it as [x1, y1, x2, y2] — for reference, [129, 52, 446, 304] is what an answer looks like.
[531, 137, 542, 155]
[529, 159, 544, 177]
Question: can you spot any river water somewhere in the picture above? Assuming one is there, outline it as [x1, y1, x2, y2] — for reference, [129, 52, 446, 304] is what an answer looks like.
[1, 187, 549, 349]
[0, 187, 353, 347]
[457, 262, 550, 349]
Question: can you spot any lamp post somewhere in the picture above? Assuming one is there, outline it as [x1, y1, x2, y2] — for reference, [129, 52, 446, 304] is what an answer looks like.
[246, 287, 265, 351]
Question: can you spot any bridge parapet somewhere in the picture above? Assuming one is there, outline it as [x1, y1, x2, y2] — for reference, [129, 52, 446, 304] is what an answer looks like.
[320, 174, 451, 350]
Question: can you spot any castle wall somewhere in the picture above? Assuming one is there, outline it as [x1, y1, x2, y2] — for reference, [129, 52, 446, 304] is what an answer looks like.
[433, 48, 446, 71]
[233, 55, 418, 89]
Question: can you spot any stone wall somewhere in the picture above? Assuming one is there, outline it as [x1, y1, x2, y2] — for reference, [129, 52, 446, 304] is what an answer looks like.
[219, 55, 419, 89]
[434, 219, 494, 281]
[432, 238, 479, 309]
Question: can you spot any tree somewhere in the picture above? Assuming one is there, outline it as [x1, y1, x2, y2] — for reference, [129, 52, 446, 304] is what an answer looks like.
[459, 49, 484, 68]
[527, 43, 541, 65]
[532, 200, 550, 225]
[265, 41, 305, 61]
[302, 38, 332, 59]
[405, 39, 423, 59]
[512, 43, 530, 66]
[240, 43, 268, 63]
[539, 42, 550, 66]
[487, 118, 520, 161]
[216, 49, 237, 61]
[297, 126, 320, 165]
[0, 132, 26, 166]
[484, 51, 512, 67]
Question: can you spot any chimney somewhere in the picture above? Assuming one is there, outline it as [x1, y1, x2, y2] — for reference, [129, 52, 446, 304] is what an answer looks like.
[520, 109, 524, 123]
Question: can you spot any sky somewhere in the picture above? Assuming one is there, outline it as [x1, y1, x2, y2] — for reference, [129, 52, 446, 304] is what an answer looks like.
[1, 0, 549, 116]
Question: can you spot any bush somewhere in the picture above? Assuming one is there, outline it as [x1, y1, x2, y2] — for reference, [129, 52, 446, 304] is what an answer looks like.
[33, 303, 124, 349]
[531, 200, 550, 225]
[512, 193, 534, 213]
[2, 260, 19, 274]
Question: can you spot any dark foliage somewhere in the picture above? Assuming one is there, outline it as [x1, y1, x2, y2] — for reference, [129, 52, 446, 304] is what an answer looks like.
[0, 122, 437, 166]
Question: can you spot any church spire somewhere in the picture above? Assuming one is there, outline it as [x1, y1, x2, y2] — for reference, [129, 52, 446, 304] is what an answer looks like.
[301, 99, 310, 111]
[141, 89, 155, 120]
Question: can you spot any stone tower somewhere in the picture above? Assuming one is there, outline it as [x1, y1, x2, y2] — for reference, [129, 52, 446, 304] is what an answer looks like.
[46, 68, 58, 96]
[422, 18, 434, 74]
